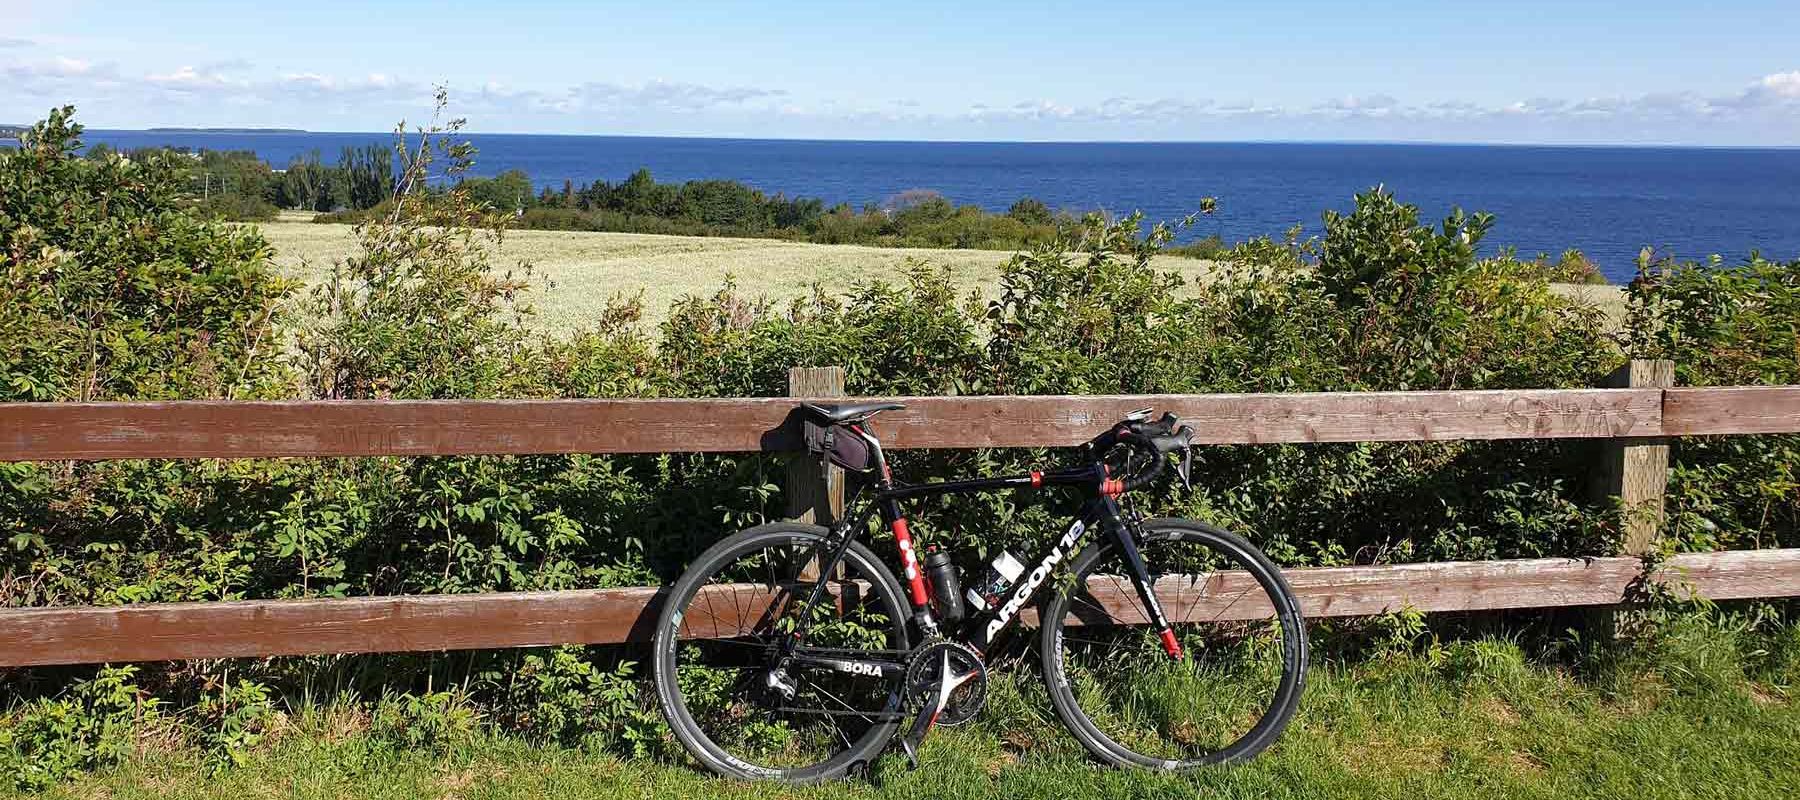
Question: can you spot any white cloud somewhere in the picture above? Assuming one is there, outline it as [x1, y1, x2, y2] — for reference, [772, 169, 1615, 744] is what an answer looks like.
[455, 79, 789, 118]
[2, 56, 118, 95]
[146, 64, 250, 92]
[3, 55, 1798, 143]
[1760, 71, 1800, 97]
[1738, 70, 1800, 107]
[1317, 94, 1399, 115]
[566, 80, 787, 112]
[963, 96, 1212, 124]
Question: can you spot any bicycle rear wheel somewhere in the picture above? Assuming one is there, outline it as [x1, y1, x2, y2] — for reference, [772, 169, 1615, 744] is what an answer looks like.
[1039, 517, 1307, 769]
[652, 522, 911, 783]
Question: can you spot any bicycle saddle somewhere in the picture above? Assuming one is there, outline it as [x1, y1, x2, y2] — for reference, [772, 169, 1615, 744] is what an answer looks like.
[801, 401, 906, 424]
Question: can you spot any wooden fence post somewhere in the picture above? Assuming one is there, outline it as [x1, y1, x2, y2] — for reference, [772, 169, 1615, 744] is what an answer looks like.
[786, 366, 845, 526]
[1588, 358, 1675, 639]
[1594, 359, 1676, 556]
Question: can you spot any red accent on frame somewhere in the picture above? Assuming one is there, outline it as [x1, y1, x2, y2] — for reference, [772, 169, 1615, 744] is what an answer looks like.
[1030, 470, 1043, 488]
[1159, 628, 1185, 660]
[891, 518, 930, 607]
[1101, 478, 1124, 496]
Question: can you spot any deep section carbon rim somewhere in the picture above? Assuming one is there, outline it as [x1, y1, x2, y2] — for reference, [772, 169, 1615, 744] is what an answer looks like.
[1041, 519, 1307, 768]
[654, 525, 909, 780]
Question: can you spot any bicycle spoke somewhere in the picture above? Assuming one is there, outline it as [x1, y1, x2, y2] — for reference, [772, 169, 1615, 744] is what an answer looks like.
[1045, 524, 1304, 768]
[659, 526, 906, 777]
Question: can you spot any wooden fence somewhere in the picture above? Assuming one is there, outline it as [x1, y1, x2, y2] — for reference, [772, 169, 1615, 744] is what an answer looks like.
[2, 361, 1797, 668]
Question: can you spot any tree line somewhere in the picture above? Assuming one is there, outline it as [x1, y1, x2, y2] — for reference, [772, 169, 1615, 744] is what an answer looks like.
[79, 138, 1213, 253]
[81, 142, 397, 221]
[335, 166, 1107, 251]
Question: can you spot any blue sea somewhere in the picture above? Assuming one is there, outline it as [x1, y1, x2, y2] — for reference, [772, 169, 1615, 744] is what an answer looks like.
[48, 131, 1800, 283]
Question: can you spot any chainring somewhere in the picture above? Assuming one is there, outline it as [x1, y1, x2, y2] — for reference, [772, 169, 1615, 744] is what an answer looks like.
[905, 640, 988, 727]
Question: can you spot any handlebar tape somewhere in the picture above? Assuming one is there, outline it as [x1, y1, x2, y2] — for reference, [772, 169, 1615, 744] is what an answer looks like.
[1115, 423, 1193, 493]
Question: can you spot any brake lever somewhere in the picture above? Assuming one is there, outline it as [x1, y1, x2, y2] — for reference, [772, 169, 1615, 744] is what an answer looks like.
[1175, 426, 1195, 490]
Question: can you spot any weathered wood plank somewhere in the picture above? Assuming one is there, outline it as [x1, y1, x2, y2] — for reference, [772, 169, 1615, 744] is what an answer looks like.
[0, 587, 669, 667]
[1663, 386, 1800, 436]
[4, 549, 1795, 667]
[1030, 557, 1650, 626]
[1659, 549, 1800, 601]
[0, 389, 1667, 462]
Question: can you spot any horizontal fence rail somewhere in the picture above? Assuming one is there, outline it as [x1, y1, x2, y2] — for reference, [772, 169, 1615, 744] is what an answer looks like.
[3, 386, 1798, 461]
[3, 549, 1795, 668]
[2, 376, 1796, 669]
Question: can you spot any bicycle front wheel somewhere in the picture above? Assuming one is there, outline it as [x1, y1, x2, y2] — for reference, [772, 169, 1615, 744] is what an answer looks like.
[1039, 517, 1307, 769]
[652, 522, 911, 783]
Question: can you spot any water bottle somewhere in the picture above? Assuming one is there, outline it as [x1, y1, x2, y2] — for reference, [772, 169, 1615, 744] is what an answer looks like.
[923, 547, 964, 623]
[964, 550, 1026, 613]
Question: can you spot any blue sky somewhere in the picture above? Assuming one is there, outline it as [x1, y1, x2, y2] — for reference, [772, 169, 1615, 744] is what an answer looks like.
[3, 0, 1798, 144]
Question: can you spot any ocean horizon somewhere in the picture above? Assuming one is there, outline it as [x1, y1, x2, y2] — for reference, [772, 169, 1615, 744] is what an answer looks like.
[30, 129, 1800, 284]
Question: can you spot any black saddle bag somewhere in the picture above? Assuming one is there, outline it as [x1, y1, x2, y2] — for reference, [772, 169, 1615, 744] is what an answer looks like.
[803, 420, 875, 472]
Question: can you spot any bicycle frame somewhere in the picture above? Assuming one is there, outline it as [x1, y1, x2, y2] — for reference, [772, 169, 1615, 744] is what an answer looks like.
[779, 421, 1181, 664]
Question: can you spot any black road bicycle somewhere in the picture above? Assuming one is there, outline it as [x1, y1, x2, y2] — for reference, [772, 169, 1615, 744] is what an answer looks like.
[652, 402, 1307, 782]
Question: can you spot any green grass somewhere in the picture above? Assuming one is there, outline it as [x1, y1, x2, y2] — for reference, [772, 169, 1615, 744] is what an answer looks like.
[24, 633, 1799, 800]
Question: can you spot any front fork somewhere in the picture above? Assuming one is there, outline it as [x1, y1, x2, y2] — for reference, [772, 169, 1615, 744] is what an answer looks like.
[1096, 494, 1185, 661]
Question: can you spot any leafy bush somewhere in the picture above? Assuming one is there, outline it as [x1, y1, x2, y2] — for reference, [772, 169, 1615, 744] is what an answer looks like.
[1, 666, 158, 791]
[195, 678, 275, 769]
[0, 107, 294, 403]
[369, 690, 482, 751]
[1627, 254, 1800, 551]
[499, 648, 662, 755]
[1163, 233, 1230, 260]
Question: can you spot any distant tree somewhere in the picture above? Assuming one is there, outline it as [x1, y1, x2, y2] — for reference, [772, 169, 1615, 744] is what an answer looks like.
[882, 188, 947, 214]
[609, 168, 678, 216]
[884, 189, 955, 228]
[279, 151, 351, 212]
[338, 144, 394, 211]
[461, 169, 534, 213]
[677, 179, 768, 228]
[772, 194, 824, 229]
[1007, 196, 1054, 226]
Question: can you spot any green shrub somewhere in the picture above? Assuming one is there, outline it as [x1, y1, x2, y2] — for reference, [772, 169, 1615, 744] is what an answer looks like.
[196, 191, 279, 222]
[1627, 254, 1800, 551]
[1, 666, 158, 791]
[499, 648, 662, 755]
[0, 106, 294, 403]
[369, 690, 482, 751]
[195, 678, 275, 770]
[1164, 233, 1230, 260]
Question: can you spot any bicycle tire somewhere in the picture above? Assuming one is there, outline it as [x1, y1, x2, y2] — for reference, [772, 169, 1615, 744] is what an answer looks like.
[1038, 517, 1307, 769]
[652, 522, 911, 782]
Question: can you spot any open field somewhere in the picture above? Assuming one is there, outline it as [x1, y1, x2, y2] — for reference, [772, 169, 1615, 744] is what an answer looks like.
[256, 218, 1627, 334]
[258, 219, 1217, 334]
[25, 634, 1800, 800]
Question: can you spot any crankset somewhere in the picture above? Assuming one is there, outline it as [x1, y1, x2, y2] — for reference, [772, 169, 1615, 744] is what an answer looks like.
[897, 640, 987, 767]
